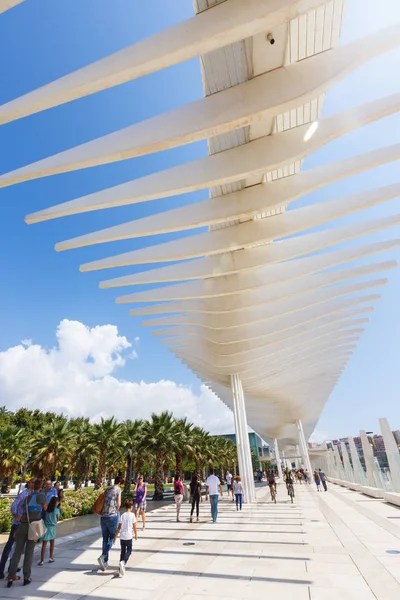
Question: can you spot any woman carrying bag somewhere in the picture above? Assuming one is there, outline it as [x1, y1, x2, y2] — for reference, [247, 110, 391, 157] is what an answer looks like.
[7, 478, 47, 588]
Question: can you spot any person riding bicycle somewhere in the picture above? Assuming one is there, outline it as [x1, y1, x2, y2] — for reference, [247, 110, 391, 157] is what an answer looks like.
[284, 469, 294, 493]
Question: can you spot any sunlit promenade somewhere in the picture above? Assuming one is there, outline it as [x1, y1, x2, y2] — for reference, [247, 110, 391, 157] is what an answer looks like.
[1, 483, 399, 600]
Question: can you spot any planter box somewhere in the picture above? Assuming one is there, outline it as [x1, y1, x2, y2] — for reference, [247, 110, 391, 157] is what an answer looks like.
[383, 491, 400, 507]
[359, 485, 384, 499]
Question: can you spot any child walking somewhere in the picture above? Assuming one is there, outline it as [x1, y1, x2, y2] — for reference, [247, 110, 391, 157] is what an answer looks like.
[114, 499, 138, 577]
[233, 476, 244, 511]
[38, 496, 60, 566]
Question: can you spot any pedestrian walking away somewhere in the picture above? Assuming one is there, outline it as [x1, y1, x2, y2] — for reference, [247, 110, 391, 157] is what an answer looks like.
[189, 473, 202, 522]
[114, 499, 138, 577]
[233, 476, 244, 511]
[174, 474, 184, 522]
[0, 479, 34, 581]
[225, 471, 234, 500]
[205, 468, 223, 523]
[319, 469, 328, 491]
[97, 475, 123, 572]
[38, 496, 61, 566]
[134, 475, 147, 530]
[7, 478, 47, 588]
[314, 470, 321, 491]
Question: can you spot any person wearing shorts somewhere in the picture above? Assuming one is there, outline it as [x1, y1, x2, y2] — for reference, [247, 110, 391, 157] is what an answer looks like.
[174, 474, 184, 522]
[134, 476, 147, 530]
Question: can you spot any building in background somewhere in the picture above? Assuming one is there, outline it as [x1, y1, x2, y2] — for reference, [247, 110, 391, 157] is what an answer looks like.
[215, 432, 269, 471]
[332, 431, 400, 469]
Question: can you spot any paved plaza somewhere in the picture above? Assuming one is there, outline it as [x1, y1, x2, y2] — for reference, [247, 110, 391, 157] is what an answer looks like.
[1, 483, 400, 600]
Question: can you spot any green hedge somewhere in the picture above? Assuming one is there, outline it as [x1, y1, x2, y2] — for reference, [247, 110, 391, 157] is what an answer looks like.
[0, 489, 102, 533]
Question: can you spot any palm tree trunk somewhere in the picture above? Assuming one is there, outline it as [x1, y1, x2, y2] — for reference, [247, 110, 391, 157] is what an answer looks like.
[95, 450, 106, 489]
[5, 473, 13, 495]
[124, 454, 133, 494]
[195, 458, 201, 475]
[175, 453, 183, 480]
[153, 454, 164, 500]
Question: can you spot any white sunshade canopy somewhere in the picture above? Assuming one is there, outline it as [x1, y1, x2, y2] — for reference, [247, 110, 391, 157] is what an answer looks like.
[1, 0, 399, 444]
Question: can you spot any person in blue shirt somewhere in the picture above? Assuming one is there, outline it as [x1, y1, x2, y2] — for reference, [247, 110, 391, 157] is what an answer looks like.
[7, 478, 47, 587]
[0, 479, 34, 580]
[43, 479, 58, 504]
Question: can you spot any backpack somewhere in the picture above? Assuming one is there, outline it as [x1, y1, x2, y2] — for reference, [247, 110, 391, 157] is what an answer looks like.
[92, 490, 106, 515]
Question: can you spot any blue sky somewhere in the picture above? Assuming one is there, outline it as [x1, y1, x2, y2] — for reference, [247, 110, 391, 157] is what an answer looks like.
[0, 0, 399, 440]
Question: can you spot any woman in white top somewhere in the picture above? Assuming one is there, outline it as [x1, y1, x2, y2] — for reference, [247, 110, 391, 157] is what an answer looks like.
[233, 476, 244, 511]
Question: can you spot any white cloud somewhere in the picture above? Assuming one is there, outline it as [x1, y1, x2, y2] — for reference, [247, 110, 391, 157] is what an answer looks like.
[0, 319, 234, 434]
[21, 338, 32, 347]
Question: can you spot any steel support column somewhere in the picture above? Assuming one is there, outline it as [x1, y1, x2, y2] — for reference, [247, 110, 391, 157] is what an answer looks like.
[231, 374, 256, 503]
[296, 419, 313, 475]
[274, 439, 283, 479]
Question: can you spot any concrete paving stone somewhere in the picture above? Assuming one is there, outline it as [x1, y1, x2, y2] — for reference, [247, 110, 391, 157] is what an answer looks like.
[242, 581, 311, 599]
[309, 587, 377, 600]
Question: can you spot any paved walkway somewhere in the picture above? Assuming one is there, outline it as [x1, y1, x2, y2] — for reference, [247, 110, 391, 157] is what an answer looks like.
[1, 482, 400, 600]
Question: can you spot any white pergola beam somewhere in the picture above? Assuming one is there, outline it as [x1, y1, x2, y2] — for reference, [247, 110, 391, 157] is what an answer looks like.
[179, 335, 360, 381]
[56, 172, 400, 250]
[151, 295, 379, 344]
[83, 212, 400, 274]
[166, 309, 372, 363]
[0, 0, 326, 125]
[176, 327, 365, 375]
[27, 99, 400, 225]
[116, 257, 396, 305]
[74, 182, 399, 262]
[2, 25, 399, 189]
[141, 278, 387, 329]
[173, 318, 369, 370]
[125, 239, 399, 309]
[0, 0, 23, 13]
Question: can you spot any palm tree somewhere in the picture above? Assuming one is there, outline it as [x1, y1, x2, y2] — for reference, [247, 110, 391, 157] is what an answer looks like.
[141, 411, 179, 500]
[0, 426, 27, 493]
[30, 416, 75, 479]
[191, 427, 212, 479]
[92, 417, 123, 489]
[122, 419, 144, 494]
[173, 417, 194, 480]
[69, 418, 98, 491]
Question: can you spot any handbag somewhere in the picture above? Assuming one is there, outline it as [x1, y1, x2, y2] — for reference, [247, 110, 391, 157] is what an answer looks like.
[92, 490, 106, 516]
[26, 497, 47, 542]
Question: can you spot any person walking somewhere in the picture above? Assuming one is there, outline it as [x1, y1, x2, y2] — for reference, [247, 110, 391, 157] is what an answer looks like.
[133, 475, 147, 530]
[233, 476, 244, 511]
[314, 470, 321, 492]
[38, 496, 61, 566]
[114, 499, 138, 577]
[189, 474, 202, 522]
[319, 469, 328, 491]
[225, 471, 234, 501]
[0, 479, 34, 581]
[7, 478, 47, 588]
[97, 475, 124, 572]
[174, 474, 184, 523]
[205, 468, 223, 523]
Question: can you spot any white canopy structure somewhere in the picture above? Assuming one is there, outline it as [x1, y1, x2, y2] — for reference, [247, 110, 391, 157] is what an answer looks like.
[1, 0, 399, 501]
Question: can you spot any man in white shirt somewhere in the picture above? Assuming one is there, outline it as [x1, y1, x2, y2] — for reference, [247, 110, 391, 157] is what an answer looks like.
[205, 468, 223, 523]
[225, 471, 234, 500]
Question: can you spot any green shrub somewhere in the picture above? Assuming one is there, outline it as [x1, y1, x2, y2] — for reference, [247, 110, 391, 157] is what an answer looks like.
[0, 488, 103, 532]
[0, 499, 13, 533]
[59, 489, 101, 521]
